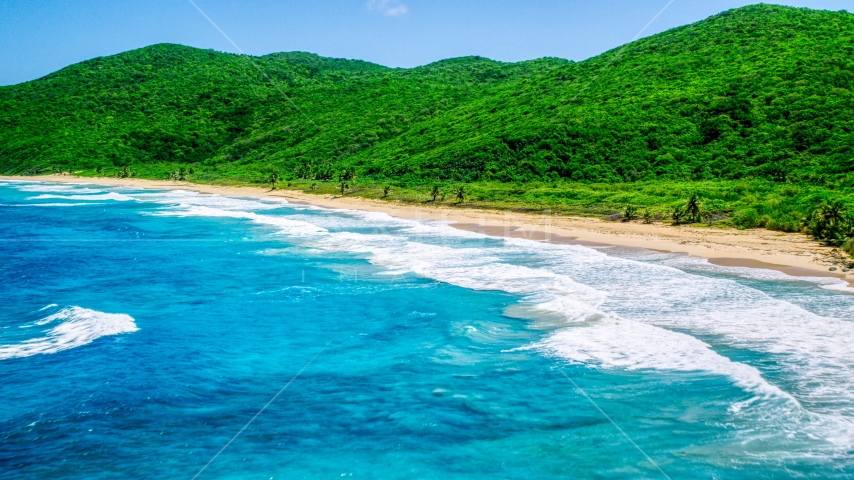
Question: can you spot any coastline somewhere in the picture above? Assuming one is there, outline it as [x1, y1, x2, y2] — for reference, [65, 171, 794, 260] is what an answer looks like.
[4, 174, 852, 286]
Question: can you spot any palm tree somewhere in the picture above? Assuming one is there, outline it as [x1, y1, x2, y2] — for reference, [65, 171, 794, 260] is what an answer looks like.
[340, 181, 349, 195]
[671, 205, 686, 225]
[293, 165, 305, 179]
[430, 185, 440, 202]
[96, 166, 103, 176]
[642, 208, 653, 224]
[314, 164, 333, 182]
[807, 201, 851, 245]
[452, 186, 466, 203]
[178, 167, 188, 181]
[623, 204, 638, 222]
[339, 169, 355, 182]
[822, 201, 845, 226]
[268, 172, 278, 190]
[686, 193, 702, 223]
[382, 186, 390, 198]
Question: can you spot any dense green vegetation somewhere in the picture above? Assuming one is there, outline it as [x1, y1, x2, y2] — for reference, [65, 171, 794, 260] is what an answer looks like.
[1, 4, 853, 243]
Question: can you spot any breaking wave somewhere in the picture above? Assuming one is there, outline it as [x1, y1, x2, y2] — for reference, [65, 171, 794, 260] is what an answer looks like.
[0, 306, 138, 360]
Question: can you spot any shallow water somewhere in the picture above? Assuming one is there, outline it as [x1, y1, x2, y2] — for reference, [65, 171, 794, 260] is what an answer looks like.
[1, 180, 853, 479]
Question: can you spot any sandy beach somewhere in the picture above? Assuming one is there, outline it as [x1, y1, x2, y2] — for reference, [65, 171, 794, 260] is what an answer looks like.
[5, 174, 852, 285]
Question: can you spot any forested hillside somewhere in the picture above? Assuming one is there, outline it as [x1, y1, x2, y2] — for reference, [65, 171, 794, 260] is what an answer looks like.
[1, 4, 853, 239]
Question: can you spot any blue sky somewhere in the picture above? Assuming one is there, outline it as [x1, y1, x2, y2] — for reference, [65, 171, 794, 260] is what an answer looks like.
[1, 0, 850, 85]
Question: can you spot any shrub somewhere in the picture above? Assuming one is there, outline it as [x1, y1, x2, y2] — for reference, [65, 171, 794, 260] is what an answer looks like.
[732, 208, 761, 229]
[623, 204, 638, 222]
[642, 208, 653, 224]
[671, 205, 686, 225]
[804, 201, 852, 245]
[766, 213, 802, 232]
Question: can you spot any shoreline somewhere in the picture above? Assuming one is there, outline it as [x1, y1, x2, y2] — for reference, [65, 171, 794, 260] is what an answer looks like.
[4, 174, 852, 287]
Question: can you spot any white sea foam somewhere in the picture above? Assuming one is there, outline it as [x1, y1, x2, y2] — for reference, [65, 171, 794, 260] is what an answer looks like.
[30, 192, 135, 202]
[3, 203, 89, 207]
[131, 190, 286, 211]
[0, 307, 137, 360]
[154, 205, 327, 236]
[491, 238, 854, 414]
[15, 184, 103, 194]
[651, 253, 854, 294]
[536, 317, 794, 401]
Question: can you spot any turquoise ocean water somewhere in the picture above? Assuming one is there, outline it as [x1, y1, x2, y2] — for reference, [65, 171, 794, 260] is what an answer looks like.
[1, 180, 853, 479]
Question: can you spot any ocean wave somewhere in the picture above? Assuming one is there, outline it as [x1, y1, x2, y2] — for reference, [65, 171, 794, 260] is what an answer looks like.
[15, 184, 103, 194]
[0, 307, 137, 360]
[29, 192, 135, 202]
[4, 202, 103, 207]
[493, 238, 854, 418]
[153, 204, 327, 236]
[648, 252, 854, 294]
[131, 189, 286, 211]
[535, 317, 794, 401]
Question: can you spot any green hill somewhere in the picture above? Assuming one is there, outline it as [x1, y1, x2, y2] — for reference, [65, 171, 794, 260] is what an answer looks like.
[2, 4, 854, 237]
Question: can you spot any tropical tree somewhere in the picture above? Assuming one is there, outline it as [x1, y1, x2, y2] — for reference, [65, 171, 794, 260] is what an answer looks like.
[339, 181, 349, 195]
[452, 186, 466, 203]
[430, 185, 441, 202]
[382, 186, 390, 198]
[178, 167, 188, 181]
[268, 172, 278, 190]
[671, 205, 686, 225]
[293, 164, 308, 179]
[339, 169, 355, 182]
[315, 164, 334, 181]
[686, 193, 702, 223]
[804, 201, 853, 245]
[623, 204, 638, 222]
[642, 208, 653, 224]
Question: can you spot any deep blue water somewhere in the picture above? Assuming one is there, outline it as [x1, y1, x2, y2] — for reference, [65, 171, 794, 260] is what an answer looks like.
[1, 180, 853, 479]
